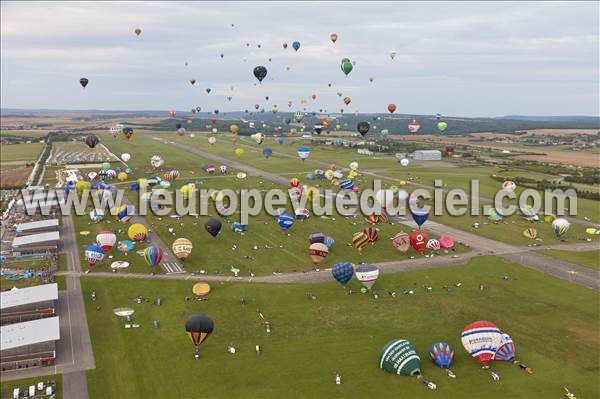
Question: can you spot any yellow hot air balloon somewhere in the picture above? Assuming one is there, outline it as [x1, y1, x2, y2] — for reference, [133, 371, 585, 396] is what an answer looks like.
[229, 124, 239, 134]
[399, 180, 406, 186]
[192, 282, 211, 297]
[172, 238, 193, 261]
[347, 170, 358, 179]
[543, 214, 556, 223]
[75, 181, 91, 197]
[349, 161, 359, 171]
[325, 170, 334, 181]
[522, 228, 538, 239]
[352, 232, 369, 252]
[235, 148, 245, 157]
[236, 172, 247, 179]
[128, 223, 148, 242]
[117, 172, 128, 182]
[181, 183, 196, 200]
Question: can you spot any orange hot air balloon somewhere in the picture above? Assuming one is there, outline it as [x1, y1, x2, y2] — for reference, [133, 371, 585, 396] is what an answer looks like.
[290, 178, 300, 188]
[169, 110, 177, 118]
[387, 103, 397, 114]
[330, 33, 338, 43]
[290, 128, 297, 136]
[343, 97, 351, 106]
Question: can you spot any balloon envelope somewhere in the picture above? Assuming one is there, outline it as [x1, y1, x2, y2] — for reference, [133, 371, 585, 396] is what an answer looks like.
[379, 339, 421, 376]
[429, 342, 454, 369]
[461, 321, 502, 365]
[185, 314, 214, 347]
[332, 262, 354, 286]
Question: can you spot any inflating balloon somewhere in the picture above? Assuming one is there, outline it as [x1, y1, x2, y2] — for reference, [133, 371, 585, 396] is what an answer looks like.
[185, 314, 214, 358]
[143, 246, 163, 267]
[204, 218, 222, 237]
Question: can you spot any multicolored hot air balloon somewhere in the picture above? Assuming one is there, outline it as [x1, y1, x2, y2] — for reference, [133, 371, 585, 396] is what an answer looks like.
[429, 342, 456, 378]
[391, 231, 411, 254]
[143, 246, 163, 267]
[552, 218, 570, 239]
[84, 245, 105, 267]
[363, 227, 379, 244]
[332, 262, 354, 287]
[297, 147, 310, 160]
[172, 238, 193, 261]
[426, 239, 441, 251]
[185, 314, 214, 358]
[117, 204, 135, 223]
[408, 120, 421, 134]
[355, 263, 379, 290]
[352, 231, 369, 252]
[461, 320, 503, 367]
[278, 212, 294, 231]
[85, 135, 99, 149]
[308, 242, 329, 267]
[96, 231, 116, 252]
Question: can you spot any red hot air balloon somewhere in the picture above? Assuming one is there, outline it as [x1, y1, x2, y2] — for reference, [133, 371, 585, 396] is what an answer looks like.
[311, 94, 317, 100]
[170, 110, 177, 118]
[330, 33, 338, 43]
[387, 103, 397, 114]
[211, 118, 217, 124]
[409, 230, 429, 253]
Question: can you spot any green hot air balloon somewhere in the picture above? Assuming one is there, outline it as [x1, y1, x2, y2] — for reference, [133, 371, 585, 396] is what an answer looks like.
[341, 59, 353, 76]
[380, 339, 422, 376]
[437, 122, 448, 134]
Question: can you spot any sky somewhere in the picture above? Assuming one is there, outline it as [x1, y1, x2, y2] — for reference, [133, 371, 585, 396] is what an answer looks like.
[1, 1, 598, 117]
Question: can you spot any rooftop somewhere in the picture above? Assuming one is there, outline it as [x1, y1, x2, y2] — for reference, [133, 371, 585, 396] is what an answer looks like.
[1, 283, 58, 310]
[15, 219, 59, 233]
[12, 231, 60, 248]
[1, 316, 60, 351]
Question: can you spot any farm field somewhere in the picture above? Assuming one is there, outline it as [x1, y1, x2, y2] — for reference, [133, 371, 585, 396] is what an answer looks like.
[81, 256, 600, 399]
[0, 142, 43, 164]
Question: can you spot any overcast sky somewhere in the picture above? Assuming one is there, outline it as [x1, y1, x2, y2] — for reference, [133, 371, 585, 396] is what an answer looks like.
[1, 1, 598, 117]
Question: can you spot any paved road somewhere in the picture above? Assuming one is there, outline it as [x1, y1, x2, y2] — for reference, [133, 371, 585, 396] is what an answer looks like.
[159, 138, 599, 291]
[119, 188, 185, 274]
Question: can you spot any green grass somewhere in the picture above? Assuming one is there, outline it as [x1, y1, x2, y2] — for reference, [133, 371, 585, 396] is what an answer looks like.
[82, 256, 599, 399]
[539, 250, 600, 270]
[0, 375, 61, 399]
[0, 142, 43, 164]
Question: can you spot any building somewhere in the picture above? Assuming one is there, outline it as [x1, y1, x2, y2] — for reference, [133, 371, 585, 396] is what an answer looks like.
[0, 283, 58, 325]
[412, 150, 442, 161]
[11, 231, 60, 253]
[0, 316, 60, 371]
[15, 219, 59, 236]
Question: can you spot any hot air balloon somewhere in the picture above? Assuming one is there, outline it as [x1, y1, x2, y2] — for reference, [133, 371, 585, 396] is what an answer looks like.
[289, 178, 300, 188]
[408, 120, 420, 134]
[84, 245, 105, 267]
[84, 135, 99, 149]
[253, 66, 268, 83]
[343, 97, 351, 106]
[391, 231, 410, 254]
[235, 148, 245, 157]
[185, 314, 214, 359]
[379, 339, 423, 376]
[330, 33, 338, 43]
[461, 320, 503, 368]
[411, 207, 429, 228]
[389, 50, 397, 60]
[341, 59, 353, 76]
[387, 104, 397, 114]
[522, 228, 537, 239]
[172, 238, 193, 261]
[292, 41, 301, 51]
[121, 153, 131, 163]
[363, 227, 379, 244]
[438, 235, 454, 249]
[429, 342, 456, 378]
[309, 232, 325, 244]
[143, 246, 163, 267]
[203, 218, 221, 237]
[552, 218, 570, 238]
[134, 28, 142, 36]
[493, 333, 532, 373]
[128, 223, 147, 242]
[502, 181, 516, 192]
[352, 232, 369, 252]
[117, 204, 135, 223]
[79, 78, 89, 88]
[357, 121, 370, 136]
[96, 231, 116, 252]
[294, 110, 305, 122]
[122, 127, 133, 140]
[297, 147, 310, 160]
[278, 212, 294, 231]
[409, 230, 429, 253]
[355, 263, 379, 290]
[426, 239, 441, 251]
[90, 208, 104, 223]
[437, 122, 448, 134]
[252, 132, 265, 144]
[282, 42, 288, 49]
[229, 124, 239, 134]
[308, 242, 329, 266]
[332, 262, 353, 287]
[277, 137, 285, 145]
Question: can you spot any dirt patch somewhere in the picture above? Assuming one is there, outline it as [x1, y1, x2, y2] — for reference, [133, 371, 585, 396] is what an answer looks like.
[0, 166, 32, 187]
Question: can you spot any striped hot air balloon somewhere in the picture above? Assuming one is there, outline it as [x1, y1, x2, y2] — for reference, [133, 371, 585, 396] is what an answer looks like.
[493, 334, 516, 362]
[117, 204, 135, 223]
[340, 179, 354, 190]
[143, 246, 164, 267]
[172, 238, 193, 261]
[164, 170, 180, 181]
[309, 232, 325, 244]
[352, 232, 369, 252]
[522, 228, 537, 239]
[295, 208, 310, 220]
[379, 339, 421, 376]
[84, 245, 105, 267]
[278, 213, 295, 231]
[426, 239, 441, 251]
[289, 178, 300, 188]
[364, 214, 379, 225]
[461, 321, 503, 366]
[96, 231, 117, 252]
[363, 227, 379, 244]
[308, 243, 329, 266]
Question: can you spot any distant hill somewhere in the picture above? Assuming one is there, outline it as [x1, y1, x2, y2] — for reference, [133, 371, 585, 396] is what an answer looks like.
[2, 109, 599, 136]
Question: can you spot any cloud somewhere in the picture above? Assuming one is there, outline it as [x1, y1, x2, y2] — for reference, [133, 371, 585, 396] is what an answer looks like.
[1, 1, 598, 116]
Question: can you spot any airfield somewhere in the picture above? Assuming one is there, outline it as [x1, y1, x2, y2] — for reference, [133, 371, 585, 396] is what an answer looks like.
[1, 120, 598, 399]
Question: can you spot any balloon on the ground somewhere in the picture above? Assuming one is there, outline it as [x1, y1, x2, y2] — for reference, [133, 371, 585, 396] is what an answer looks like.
[461, 321, 503, 365]
[552, 218, 570, 238]
[297, 147, 310, 160]
[409, 230, 429, 253]
[143, 246, 164, 267]
[84, 245, 105, 267]
[185, 314, 214, 352]
[352, 231, 369, 252]
[379, 339, 421, 376]
[426, 238, 441, 251]
[392, 232, 410, 253]
[172, 238, 193, 261]
[96, 231, 117, 252]
[355, 263, 379, 290]
[332, 262, 354, 286]
[429, 342, 455, 369]
[192, 282, 211, 297]
[204, 218, 222, 237]
[278, 212, 294, 231]
[128, 223, 148, 241]
[308, 242, 329, 266]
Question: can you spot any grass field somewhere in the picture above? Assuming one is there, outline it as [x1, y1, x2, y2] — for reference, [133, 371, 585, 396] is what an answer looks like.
[0, 142, 43, 164]
[0, 375, 61, 399]
[82, 256, 599, 399]
[539, 249, 600, 270]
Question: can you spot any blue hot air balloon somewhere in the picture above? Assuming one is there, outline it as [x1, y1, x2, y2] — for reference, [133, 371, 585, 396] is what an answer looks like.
[340, 179, 354, 190]
[297, 147, 310, 161]
[493, 334, 516, 362]
[278, 212, 295, 231]
[429, 342, 456, 378]
[332, 262, 354, 286]
[277, 137, 285, 145]
[65, 181, 76, 194]
[130, 182, 140, 191]
[84, 244, 105, 267]
[231, 222, 248, 233]
[324, 236, 335, 249]
[292, 41, 301, 51]
[411, 207, 430, 228]
[263, 147, 273, 158]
